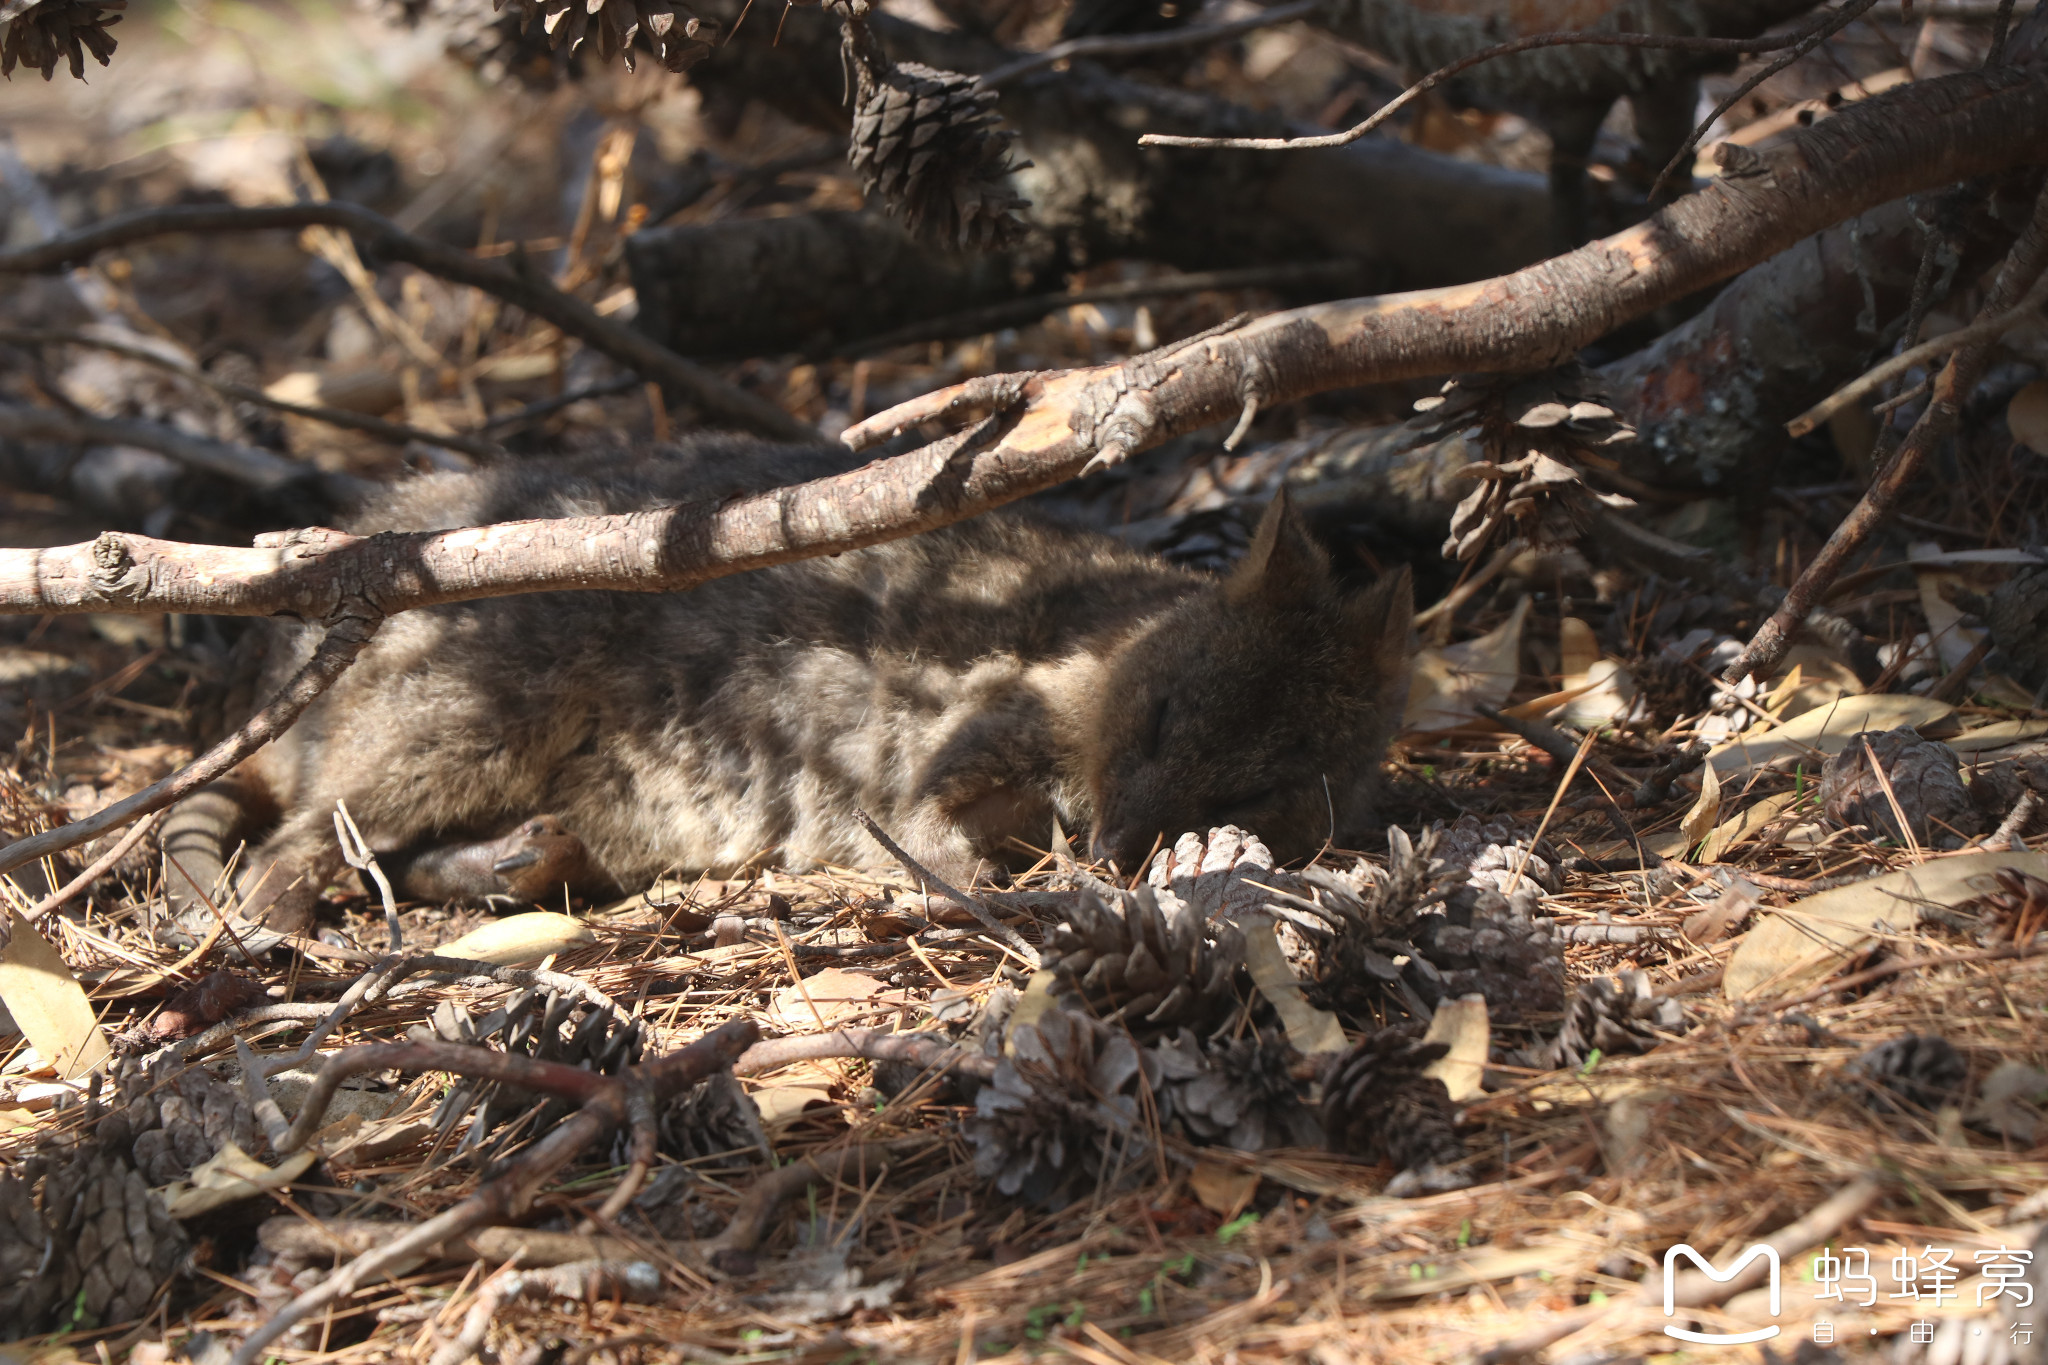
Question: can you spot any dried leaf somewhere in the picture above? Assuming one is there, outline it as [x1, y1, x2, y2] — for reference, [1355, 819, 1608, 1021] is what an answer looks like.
[2008, 378, 2048, 456]
[1678, 761, 1723, 857]
[160, 1141, 319, 1219]
[0, 909, 110, 1079]
[437, 911, 593, 965]
[1706, 694, 1954, 777]
[1724, 849, 2048, 998]
[1559, 617, 1600, 682]
[1420, 994, 1489, 1102]
[1189, 1160, 1259, 1219]
[1698, 789, 1799, 864]
[769, 967, 898, 1031]
[1403, 596, 1529, 732]
[1913, 544, 1988, 674]
[1241, 917, 1346, 1054]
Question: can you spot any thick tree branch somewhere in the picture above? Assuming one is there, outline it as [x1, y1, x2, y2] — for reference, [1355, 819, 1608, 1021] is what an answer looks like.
[0, 200, 810, 442]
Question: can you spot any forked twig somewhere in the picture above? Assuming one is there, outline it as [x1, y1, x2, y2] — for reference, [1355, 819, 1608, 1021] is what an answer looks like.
[227, 1019, 759, 1365]
[334, 801, 402, 952]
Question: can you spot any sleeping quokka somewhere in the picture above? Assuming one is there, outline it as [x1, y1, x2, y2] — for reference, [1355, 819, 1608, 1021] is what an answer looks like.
[164, 439, 1414, 931]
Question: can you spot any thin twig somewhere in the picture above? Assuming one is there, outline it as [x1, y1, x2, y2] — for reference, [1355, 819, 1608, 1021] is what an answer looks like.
[1726, 174, 2048, 683]
[1786, 274, 2048, 437]
[1648, 0, 1886, 199]
[25, 811, 161, 921]
[851, 809, 1040, 965]
[0, 328, 506, 460]
[0, 201, 810, 441]
[976, 0, 1320, 88]
[0, 607, 383, 880]
[1991, 789, 2041, 850]
[734, 1026, 996, 1080]
[429, 1261, 662, 1365]
[333, 801, 402, 953]
[1138, 22, 1840, 152]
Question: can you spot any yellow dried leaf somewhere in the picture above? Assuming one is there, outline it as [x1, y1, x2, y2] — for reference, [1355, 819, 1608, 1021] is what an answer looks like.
[1241, 917, 1347, 1054]
[1189, 1160, 1259, 1219]
[1724, 849, 2048, 999]
[1678, 761, 1722, 859]
[437, 912, 593, 966]
[160, 1141, 320, 1219]
[0, 909, 110, 1079]
[1706, 694, 1954, 777]
[1421, 994, 1489, 1102]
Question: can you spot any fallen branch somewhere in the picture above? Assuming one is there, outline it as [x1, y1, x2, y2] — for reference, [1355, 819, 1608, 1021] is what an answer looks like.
[0, 402, 368, 505]
[429, 1260, 662, 1365]
[0, 201, 809, 442]
[227, 1018, 759, 1365]
[0, 328, 507, 461]
[1138, 17, 1841, 152]
[1726, 172, 2048, 683]
[702, 1136, 936, 1267]
[734, 1026, 997, 1080]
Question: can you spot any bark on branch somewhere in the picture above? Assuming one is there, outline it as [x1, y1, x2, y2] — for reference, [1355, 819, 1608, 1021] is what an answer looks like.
[0, 200, 810, 441]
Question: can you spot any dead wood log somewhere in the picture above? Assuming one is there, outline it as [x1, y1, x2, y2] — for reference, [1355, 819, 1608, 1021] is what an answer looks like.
[1601, 177, 2043, 488]
[1726, 173, 2048, 682]
[0, 200, 810, 441]
[631, 9, 1562, 358]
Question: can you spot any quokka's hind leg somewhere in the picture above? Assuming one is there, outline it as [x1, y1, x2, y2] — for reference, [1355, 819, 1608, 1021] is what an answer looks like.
[233, 808, 353, 936]
[161, 774, 282, 933]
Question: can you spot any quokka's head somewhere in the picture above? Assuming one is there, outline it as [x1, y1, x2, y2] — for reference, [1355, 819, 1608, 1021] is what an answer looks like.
[1085, 492, 1414, 871]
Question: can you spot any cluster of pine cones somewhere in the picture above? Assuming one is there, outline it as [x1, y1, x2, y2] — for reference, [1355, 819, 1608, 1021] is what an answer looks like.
[1, 1058, 255, 1339]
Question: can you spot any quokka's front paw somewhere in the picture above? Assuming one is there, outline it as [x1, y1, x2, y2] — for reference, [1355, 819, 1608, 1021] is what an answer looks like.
[393, 816, 596, 905]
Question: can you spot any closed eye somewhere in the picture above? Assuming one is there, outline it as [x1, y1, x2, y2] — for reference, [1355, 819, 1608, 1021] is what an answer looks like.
[1218, 787, 1276, 817]
[1141, 696, 1170, 758]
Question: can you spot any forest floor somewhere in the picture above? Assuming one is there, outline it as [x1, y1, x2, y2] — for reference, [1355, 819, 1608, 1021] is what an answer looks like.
[3, 0, 2048, 1362]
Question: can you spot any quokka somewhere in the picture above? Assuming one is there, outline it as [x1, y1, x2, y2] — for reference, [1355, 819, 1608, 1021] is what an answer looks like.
[163, 439, 1414, 930]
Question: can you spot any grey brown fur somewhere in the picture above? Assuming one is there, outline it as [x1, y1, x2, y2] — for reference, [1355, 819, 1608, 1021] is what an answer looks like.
[167, 439, 1413, 928]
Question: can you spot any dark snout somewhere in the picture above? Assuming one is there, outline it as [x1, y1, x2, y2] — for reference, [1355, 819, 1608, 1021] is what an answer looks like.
[1088, 823, 1159, 873]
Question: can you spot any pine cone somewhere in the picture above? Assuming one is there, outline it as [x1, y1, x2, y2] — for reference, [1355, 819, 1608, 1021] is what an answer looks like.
[1320, 1027, 1465, 1186]
[1145, 826, 1288, 923]
[842, 7, 1030, 252]
[97, 1058, 259, 1186]
[1987, 556, 2048, 693]
[1415, 366, 1637, 562]
[1153, 1029, 1319, 1151]
[44, 1150, 189, 1330]
[1, 0, 122, 80]
[493, 0, 714, 73]
[1545, 970, 1688, 1070]
[656, 1070, 768, 1165]
[416, 990, 644, 1154]
[1039, 883, 1247, 1039]
[965, 1007, 1158, 1207]
[1821, 727, 1974, 847]
[0, 1172, 64, 1335]
[1845, 1033, 1969, 1113]
[371, 0, 578, 85]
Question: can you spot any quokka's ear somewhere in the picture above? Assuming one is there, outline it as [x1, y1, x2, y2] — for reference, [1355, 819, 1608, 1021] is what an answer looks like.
[1349, 563, 1415, 670]
[1226, 489, 1331, 607]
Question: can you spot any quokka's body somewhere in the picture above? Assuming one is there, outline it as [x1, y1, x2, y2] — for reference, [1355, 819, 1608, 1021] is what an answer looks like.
[168, 439, 1413, 927]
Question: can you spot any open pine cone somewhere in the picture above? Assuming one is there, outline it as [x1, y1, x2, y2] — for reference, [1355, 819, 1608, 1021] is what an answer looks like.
[1845, 1033, 1970, 1113]
[1821, 726, 1974, 848]
[415, 990, 644, 1155]
[1413, 365, 1638, 562]
[841, 3, 1030, 252]
[0, 1172, 64, 1334]
[965, 1007, 1159, 1207]
[1154, 1029, 1319, 1151]
[1987, 555, 2048, 694]
[2, 0, 123, 80]
[42, 1148, 190, 1332]
[1544, 970, 1688, 1070]
[493, 0, 714, 73]
[1040, 882, 1247, 1039]
[96, 1057, 258, 1186]
[1320, 1026, 1466, 1190]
